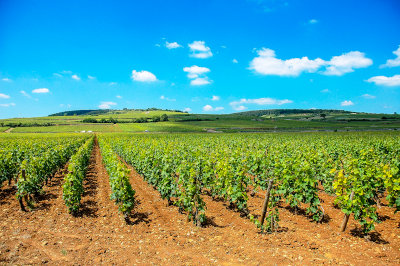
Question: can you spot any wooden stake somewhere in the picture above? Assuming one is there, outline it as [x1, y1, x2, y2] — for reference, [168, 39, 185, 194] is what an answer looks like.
[19, 170, 26, 212]
[260, 179, 274, 226]
[340, 191, 355, 232]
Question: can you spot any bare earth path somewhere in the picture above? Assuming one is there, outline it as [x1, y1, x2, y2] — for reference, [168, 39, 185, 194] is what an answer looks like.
[0, 139, 399, 265]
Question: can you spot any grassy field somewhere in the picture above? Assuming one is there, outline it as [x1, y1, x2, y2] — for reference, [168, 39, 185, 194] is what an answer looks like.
[11, 124, 120, 133]
[1, 108, 400, 133]
[0, 110, 186, 125]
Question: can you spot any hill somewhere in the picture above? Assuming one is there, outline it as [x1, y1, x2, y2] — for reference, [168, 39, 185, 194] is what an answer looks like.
[0, 108, 399, 133]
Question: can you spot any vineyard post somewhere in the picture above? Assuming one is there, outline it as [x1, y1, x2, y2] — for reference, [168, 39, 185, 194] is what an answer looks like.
[18, 169, 26, 212]
[260, 178, 274, 226]
[340, 190, 355, 232]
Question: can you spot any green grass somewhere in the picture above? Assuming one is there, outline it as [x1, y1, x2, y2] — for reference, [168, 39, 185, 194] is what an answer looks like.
[0, 110, 186, 125]
[0, 127, 10, 132]
[11, 124, 120, 133]
[2, 108, 400, 133]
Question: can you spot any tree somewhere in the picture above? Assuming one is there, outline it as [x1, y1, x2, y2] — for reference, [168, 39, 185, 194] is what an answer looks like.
[160, 114, 169, 121]
[152, 116, 161, 122]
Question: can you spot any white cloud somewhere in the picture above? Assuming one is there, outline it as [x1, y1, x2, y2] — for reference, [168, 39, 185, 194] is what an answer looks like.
[20, 90, 31, 98]
[183, 65, 211, 86]
[0, 103, 15, 107]
[88, 75, 96, 80]
[183, 65, 210, 78]
[323, 51, 373, 76]
[32, 88, 49, 94]
[203, 105, 213, 111]
[203, 105, 224, 112]
[131, 70, 157, 82]
[191, 78, 211, 86]
[0, 93, 10, 99]
[320, 89, 330, 93]
[381, 45, 400, 68]
[309, 19, 318, 24]
[212, 95, 220, 101]
[183, 107, 192, 112]
[109, 82, 117, 86]
[361, 94, 376, 99]
[188, 41, 213, 59]
[249, 48, 372, 77]
[230, 97, 293, 110]
[166, 41, 182, 49]
[366, 75, 400, 87]
[232, 59, 238, 64]
[160, 95, 176, 101]
[98, 101, 117, 109]
[72, 74, 81, 81]
[249, 48, 325, 76]
[232, 105, 247, 111]
[116, 95, 122, 99]
[2, 78, 11, 82]
[341, 100, 354, 106]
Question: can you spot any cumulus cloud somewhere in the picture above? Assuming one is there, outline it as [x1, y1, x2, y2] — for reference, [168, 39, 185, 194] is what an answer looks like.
[323, 51, 373, 76]
[183, 107, 192, 112]
[116, 95, 122, 99]
[131, 70, 157, 82]
[212, 95, 220, 101]
[320, 89, 330, 93]
[361, 94, 376, 99]
[72, 74, 81, 81]
[341, 100, 354, 106]
[0, 103, 15, 107]
[32, 88, 49, 94]
[183, 65, 212, 86]
[183, 66, 210, 78]
[309, 19, 318, 24]
[1, 78, 11, 82]
[98, 101, 117, 109]
[189, 41, 213, 58]
[249, 48, 325, 76]
[233, 105, 247, 111]
[381, 45, 400, 68]
[366, 75, 400, 87]
[249, 48, 372, 76]
[166, 41, 182, 49]
[230, 97, 293, 111]
[203, 105, 224, 112]
[191, 78, 211, 86]
[88, 75, 96, 80]
[233, 59, 238, 63]
[0, 93, 10, 99]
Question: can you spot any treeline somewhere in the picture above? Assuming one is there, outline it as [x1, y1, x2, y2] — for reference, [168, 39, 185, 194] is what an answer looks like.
[82, 114, 169, 124]
[0, 122, 55, 128]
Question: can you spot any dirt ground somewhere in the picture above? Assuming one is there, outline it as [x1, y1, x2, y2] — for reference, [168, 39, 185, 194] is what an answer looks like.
[0, 140, 399, 265]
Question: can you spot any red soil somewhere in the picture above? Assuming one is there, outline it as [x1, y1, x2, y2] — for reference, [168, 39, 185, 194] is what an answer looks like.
[0, 140, 399, 265]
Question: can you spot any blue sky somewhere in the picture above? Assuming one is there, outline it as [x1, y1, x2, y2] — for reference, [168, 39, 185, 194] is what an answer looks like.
[0, 0, 399, 118]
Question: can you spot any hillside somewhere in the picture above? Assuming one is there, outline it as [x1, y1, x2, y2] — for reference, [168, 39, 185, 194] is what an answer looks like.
[0, 108, 399, 133]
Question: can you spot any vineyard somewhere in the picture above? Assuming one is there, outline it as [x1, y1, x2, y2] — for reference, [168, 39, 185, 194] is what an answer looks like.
[0, 132, 399, 264]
